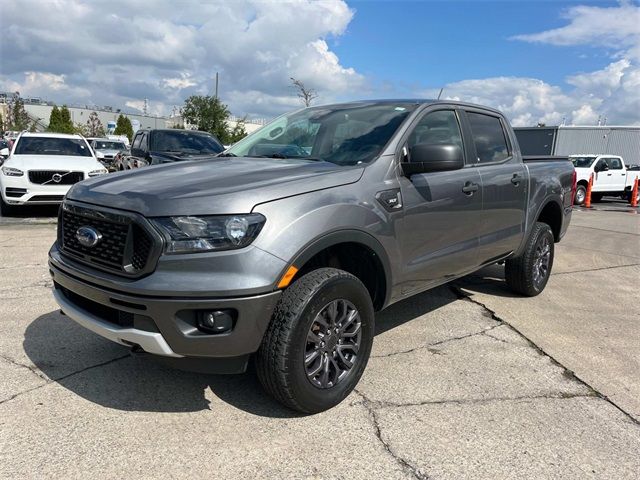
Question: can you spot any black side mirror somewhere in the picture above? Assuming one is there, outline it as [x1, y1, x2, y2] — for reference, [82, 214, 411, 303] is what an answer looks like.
[401, 144, 464, 176]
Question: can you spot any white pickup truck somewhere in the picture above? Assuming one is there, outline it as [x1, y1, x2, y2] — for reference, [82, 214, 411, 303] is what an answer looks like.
[571, 155, 639, 205]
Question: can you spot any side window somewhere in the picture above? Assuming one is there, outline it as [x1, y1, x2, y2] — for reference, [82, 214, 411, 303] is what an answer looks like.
[407, 110, 463, 151]
[595, 158, 608, 171]
[466, 112, 510, 164]
[132, 133, 143, 151]
[140, 133, 148, 152]
[607, 158, 623, 170]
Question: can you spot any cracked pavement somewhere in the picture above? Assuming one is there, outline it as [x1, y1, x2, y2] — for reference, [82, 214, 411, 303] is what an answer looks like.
[1, 205, 639, 479]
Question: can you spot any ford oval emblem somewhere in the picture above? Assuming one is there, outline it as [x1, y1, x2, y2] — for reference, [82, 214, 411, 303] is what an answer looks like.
[76, 226, 102, 248]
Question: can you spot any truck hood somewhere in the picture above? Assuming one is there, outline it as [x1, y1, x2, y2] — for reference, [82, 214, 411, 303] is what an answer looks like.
[67, 157, 364, 216]
[149, 151, 220, 162]
[6, 154, 104, 172]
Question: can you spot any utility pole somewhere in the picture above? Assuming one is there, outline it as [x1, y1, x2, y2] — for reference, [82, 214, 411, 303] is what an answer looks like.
[215, 72, 219, 99]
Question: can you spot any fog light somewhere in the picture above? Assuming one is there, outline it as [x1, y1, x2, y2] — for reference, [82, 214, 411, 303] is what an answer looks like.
[197, 310, 235, 334]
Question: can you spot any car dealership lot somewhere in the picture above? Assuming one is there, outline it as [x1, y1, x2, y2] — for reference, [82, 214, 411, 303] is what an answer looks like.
[1, 204, 639, 479]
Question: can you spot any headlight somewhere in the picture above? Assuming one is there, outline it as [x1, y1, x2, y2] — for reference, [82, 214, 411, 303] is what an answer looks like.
[2, 166, 23, 176]
[150, 214, 266, 253]
[88, 168, 108, 177]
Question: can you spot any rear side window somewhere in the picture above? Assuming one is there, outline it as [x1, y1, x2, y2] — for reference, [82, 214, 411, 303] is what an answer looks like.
[606, 157, 623, 169]
[466, 112, 509, 163]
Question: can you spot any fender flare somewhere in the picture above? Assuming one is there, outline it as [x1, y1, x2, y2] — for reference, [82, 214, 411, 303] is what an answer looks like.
[284, 229, 393, 308]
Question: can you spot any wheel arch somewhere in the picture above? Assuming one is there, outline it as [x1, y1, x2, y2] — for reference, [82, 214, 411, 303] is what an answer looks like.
[284, 230, 392, 311]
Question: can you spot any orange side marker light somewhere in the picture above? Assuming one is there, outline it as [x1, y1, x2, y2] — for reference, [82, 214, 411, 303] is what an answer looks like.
[277, 265, 299, 289]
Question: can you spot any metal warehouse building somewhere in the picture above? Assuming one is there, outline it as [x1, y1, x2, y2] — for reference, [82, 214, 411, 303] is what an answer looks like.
[515, 126, 640, 166]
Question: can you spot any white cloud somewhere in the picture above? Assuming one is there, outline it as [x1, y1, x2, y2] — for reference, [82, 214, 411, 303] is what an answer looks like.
[512, 1, 640, 60]
[0, 0, 362, 118]
[430, 1, 640, 126]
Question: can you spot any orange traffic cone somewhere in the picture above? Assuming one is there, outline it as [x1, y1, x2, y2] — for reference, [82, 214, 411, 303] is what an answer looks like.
[630, 177, 639, 208]
[584, 173, 593, 208]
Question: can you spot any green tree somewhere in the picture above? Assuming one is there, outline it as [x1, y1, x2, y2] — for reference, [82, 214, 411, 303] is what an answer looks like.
[59, 105, 75, 134]
[47, 106, 63, 132]
[114, 114, 134, 141]
[228, 117, 248, 144]
[182, 95, 230, 143]
[6, 97, 30, 131]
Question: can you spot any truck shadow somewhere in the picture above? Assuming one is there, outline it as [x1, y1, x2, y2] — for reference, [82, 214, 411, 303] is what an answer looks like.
[24, 285, 461, 418]
[454, 264, 521, 299]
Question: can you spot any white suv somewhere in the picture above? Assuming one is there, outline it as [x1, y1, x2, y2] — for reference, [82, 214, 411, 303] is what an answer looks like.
[1, 133, 108, 215]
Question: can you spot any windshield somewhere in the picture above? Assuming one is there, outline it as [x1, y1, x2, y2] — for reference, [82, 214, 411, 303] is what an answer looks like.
[14, 137, 92, 157]
[225, 103, 417, 166]
[572, 156, 597, 168]
[94, 141, 125, 150]
[151, 130, 224, 155]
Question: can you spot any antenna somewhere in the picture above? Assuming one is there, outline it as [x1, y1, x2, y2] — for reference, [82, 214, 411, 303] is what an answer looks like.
[437, 88, 444, 100]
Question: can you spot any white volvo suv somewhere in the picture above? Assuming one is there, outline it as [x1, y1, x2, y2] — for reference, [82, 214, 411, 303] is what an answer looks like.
[1, 133, 108, 215]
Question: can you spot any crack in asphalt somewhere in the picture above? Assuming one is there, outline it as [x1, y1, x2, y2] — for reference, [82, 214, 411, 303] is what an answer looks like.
[551, 263, 640, 276]
[356, 392, 597, 411]
[0, 354, 130, 406]
[0, 280, 52, 291]
[370, 323, 503, 359]
[355, 389, 431, 480]
[450, 284, 640, 427]
[0, 263, 46, 271]
[0, 354, 49, 381]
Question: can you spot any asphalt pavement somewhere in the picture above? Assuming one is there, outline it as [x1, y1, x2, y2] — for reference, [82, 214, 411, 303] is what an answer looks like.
[0, 200, 638, 479]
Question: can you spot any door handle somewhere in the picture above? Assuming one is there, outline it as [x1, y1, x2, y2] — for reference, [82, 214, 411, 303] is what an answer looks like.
[606, 173, 612, 176]
[511, 173, 524, 186]
[462, 181, 479, 195]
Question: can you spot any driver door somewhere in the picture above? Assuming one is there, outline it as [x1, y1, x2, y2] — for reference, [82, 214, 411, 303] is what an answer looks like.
[397, 108, 482, 296]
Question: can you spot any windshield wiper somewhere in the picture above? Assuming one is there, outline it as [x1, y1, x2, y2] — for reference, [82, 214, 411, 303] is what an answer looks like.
[217, 152, 237, 157]
[254, 154, 324, 162]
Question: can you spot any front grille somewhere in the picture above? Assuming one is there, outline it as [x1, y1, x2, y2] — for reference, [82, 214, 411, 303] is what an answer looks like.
[29, 170, 85, 185]
[59, 202, 159, 276]
[29, 195, 65, 202]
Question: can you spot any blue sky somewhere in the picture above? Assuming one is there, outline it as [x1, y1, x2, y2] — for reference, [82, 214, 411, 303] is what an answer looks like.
[1, 0, 638, 125]
[333, 0, 618, 92]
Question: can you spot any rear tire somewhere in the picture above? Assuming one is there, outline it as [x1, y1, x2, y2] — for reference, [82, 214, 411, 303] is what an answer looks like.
[574, 185, 586, 205]
[505, 222, 554, 297]
[256, 268, 374, 413]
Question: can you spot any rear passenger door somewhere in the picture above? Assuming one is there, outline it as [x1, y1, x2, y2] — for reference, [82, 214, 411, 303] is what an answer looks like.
[462, 109, 527, 264]
[604, 157, 626, 190]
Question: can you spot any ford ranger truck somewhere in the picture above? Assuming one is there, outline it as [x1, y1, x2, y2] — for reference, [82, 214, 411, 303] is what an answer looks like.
[49, 100, 574, 413]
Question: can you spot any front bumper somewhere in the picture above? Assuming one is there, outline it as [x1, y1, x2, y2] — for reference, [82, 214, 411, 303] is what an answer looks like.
[2, 179, 72, 204]
[50, 261, 281, 359]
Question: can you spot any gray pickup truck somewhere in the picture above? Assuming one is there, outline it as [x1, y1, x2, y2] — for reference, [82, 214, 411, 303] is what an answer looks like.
[49, 100, 574, 413]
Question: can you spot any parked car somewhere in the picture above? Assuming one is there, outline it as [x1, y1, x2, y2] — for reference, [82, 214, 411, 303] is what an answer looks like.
[87, 138, 128, 170]
[122, 128, 224, 168]
[571, 154, 639, 203]
[0, 132, 108, 215]
[0, 140, 10, 161]
[49, 100, 574, 413]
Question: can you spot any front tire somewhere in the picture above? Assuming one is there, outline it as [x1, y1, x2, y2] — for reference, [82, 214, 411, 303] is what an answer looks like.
[505, 222, 554, 297]
[256, 268, 374, 413]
